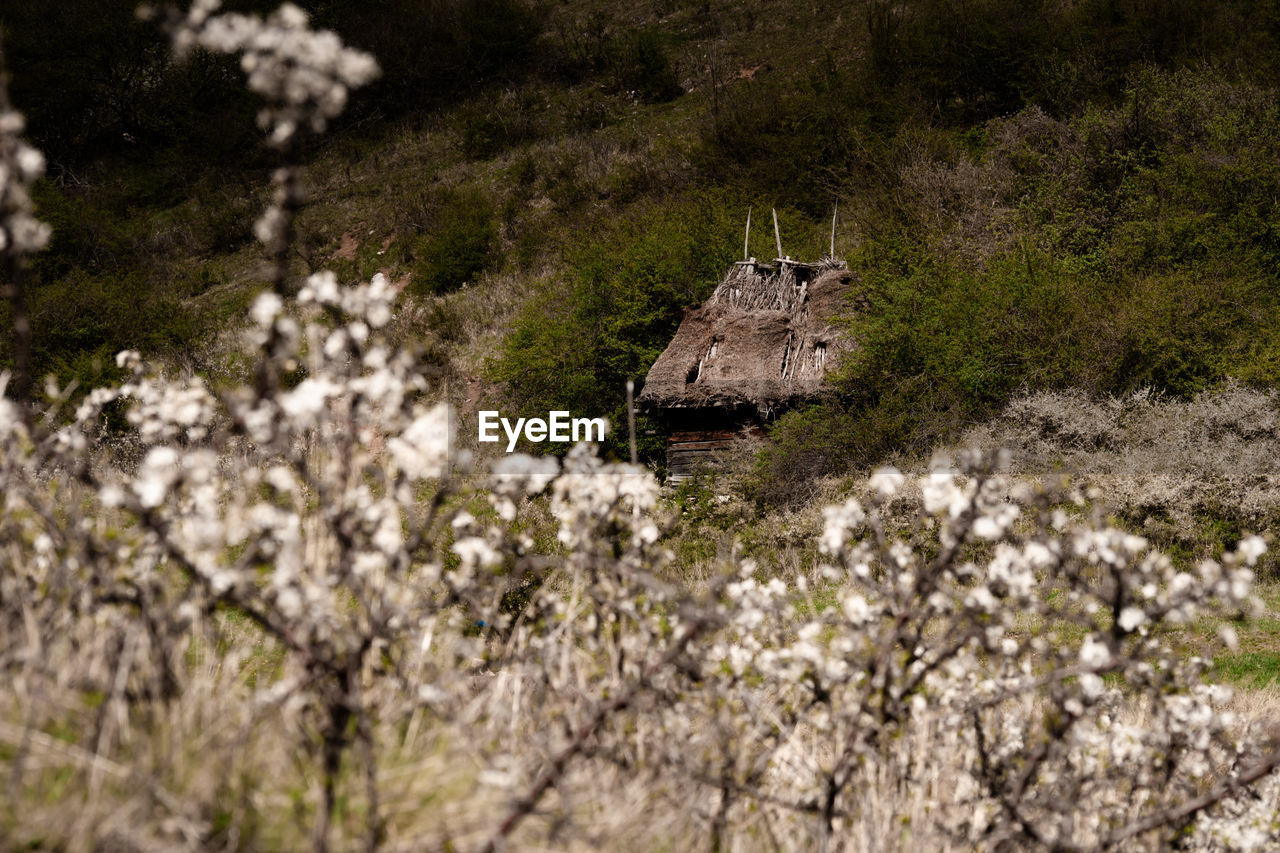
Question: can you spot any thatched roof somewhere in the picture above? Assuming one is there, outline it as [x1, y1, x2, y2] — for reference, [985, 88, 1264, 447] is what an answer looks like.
[639, 257, 855, 418]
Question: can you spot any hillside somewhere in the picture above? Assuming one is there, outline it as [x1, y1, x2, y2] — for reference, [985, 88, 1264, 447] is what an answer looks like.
[5, 0, 1280, 502]
[9, 3, 1280, 850]
[6, 0, 1280, 500]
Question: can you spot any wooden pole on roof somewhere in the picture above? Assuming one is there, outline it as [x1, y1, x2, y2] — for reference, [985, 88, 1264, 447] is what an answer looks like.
[772, 208, 783, 259]
[626, 380, 638, 465]
[831, 202, 838, 257]
[744, 207, 751, 260]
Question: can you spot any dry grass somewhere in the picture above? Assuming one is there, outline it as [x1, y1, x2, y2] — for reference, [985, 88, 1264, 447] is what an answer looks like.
[962, 383, 1280, 571]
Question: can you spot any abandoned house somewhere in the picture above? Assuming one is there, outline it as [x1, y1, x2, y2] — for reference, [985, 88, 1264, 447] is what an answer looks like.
[638, 252, 856, 482]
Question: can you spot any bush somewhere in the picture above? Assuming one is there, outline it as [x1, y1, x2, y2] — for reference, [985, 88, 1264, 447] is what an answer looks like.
[752, 69, 1280, 506]
[487, 189, 746, 462]
[408, 186, 498, 296]
[0, 265, 196, 402]
[964, 384, 1280, 574]
[548, 14, 681, 104]
[453, 88, 543, 160]
[609, 29, 682, 104]
[698, 59, 896, 216]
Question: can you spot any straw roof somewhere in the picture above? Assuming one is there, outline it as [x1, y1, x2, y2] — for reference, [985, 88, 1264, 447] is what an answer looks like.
[639, 257, 855, 418]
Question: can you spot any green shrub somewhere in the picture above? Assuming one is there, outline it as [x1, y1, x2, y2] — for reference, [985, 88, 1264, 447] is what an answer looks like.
[487, 189, 746, 463]
[548, 9, 613, 80]
[20, 269, 196, 394]
[609, 29, 682, 104]
[409, 187, 498, 296]
[454, 89, 542, 161]
[698, 61, 889, 215]
[755, 248, 1280, 506]
[186, 176, 257, 255]
[548, 15, 681, 105]
[745, 67, 1280, 507]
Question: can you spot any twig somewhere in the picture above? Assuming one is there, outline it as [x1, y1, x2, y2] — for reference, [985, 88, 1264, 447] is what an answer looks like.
[0, 41, 34, 411]
[1102, 750, 1280, 848]
[478, 615, 712, 853]
[0, 719, 199, 834]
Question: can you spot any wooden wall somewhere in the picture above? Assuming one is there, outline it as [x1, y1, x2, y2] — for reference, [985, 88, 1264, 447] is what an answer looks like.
[665, 423, 765, 483]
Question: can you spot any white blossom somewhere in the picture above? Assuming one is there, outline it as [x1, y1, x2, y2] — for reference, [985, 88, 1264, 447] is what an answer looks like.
[820, 497, 865, 554]
[491, 453, 559, 495]
[453, 536, 501, 570]
[1080, 635, 1112, 669]
[0, 105, 51, 255]
[388, 403, 451, 480]
[171, 1, 379, 148]
[135, 446, 181, 509]
[1117, 606, 1145, 632]
[250, 291, 284, 327]
[868, 466, 905, 497]
[278, 376, 340, 426]
[1237, 535, 1267, 567]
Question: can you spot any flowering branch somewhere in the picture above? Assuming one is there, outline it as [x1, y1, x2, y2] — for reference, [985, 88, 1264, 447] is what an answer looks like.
[0, 42, 50, 409]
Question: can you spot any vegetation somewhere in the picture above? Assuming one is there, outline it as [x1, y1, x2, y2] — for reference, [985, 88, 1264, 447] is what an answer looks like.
[747, 67, 1280, 504]
[408, 185, 498, 296]
[7, 0, 1280, 487]
[5, 2, 1280, 850]
[488, 189, 750, 460]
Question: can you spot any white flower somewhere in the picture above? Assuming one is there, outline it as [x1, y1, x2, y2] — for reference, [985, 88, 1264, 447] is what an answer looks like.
[172, 1, 379, 147]
[135, 446, 181, 509]
[389, 403, 451, 480]
[972, 503, 1018, 540]
[921, 462, 967, 517]
[250, 291, 284, 327]
[1238, 535, 1267, 567]
[1079, 673, 1105, 700]
[16, 145, 44, 181]
[966, 585, 997, 613]
[986, 543, 1035, 598]
[276, 587, 302, 619]
[868, 466, 905, 497]
[492, 453, 559, 495]
[820, 498, 865, 554]
[278, 376, 339, 425]
[637, 522, 660, 545]
[99, 483, 126, 508]
[1117, 607, 1146, 633]
[299, 270, 341, 305]
[254, 206, 288, 244]
[0, 109, 51, 256]
[841, 593, 873, 625]
[453, 536, 500, 569]
[365, 273, 394, 328]
[1080, 636, 1112, 669]
[265, 465, 297, 493]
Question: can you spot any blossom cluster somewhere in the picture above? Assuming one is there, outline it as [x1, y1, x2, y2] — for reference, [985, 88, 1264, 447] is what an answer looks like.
[169, 0, 379, 148]
[692, 454, 1275, 849]
[0, 105, 50, 256]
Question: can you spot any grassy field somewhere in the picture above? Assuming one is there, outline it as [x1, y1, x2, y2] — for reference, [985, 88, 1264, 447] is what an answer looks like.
[1209, 583, 1280, 688]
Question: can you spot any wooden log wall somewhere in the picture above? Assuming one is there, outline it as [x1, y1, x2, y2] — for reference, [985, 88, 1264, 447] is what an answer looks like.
[665, 424, 765, 483]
